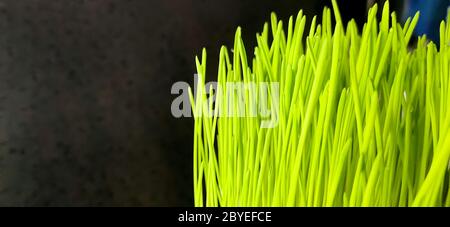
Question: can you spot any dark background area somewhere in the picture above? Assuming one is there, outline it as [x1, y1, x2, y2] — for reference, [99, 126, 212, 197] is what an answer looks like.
[0, 0, 368, 206]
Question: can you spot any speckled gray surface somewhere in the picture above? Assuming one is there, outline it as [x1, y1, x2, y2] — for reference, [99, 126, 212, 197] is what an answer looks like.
[0, 0, 365, 206]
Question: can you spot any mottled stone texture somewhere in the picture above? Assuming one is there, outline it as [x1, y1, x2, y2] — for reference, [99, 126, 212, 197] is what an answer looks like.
[0, 0, 342, 206]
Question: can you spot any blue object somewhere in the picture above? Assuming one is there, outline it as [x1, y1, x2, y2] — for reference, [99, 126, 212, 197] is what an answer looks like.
[404, 0, 449, 43]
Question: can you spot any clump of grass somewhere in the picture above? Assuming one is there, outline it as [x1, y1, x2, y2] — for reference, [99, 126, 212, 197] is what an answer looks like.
[190, 1, 450, 207]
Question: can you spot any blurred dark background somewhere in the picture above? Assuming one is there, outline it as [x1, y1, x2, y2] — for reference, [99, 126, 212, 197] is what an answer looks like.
[0, 0, 440, 206]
